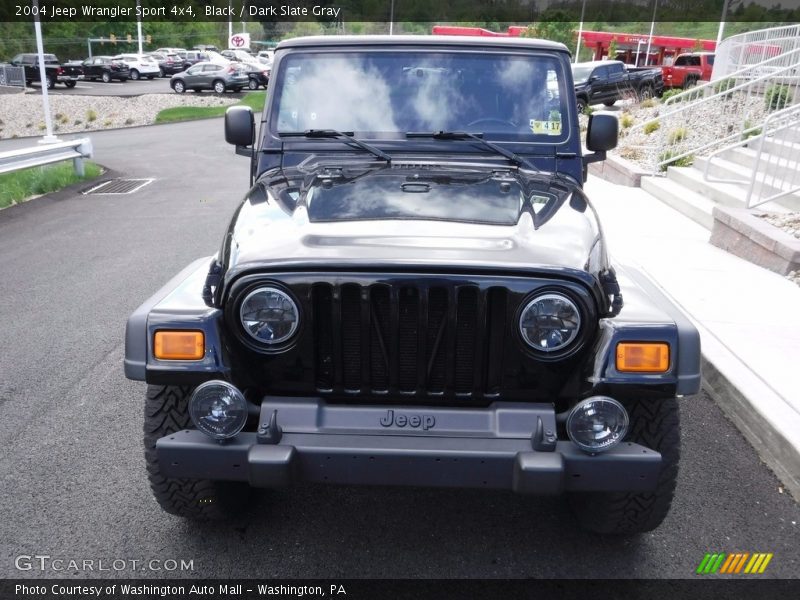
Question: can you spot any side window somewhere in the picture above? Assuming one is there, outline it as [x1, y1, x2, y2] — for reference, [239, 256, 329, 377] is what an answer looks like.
[707, 55, 715, 65]
[11, 54, 22, 64]
[674, 56, 687, 66]
[593, 66, 607, 80]
[689, 56, 701, 66]
[610, 63, 624, 75]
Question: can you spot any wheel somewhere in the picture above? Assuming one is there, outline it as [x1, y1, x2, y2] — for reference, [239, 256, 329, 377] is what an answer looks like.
[638, 84, 654, 102]
[603, 100, 616, 107]
[130, 69, 140, 81]
[65, 81, 76, 88]
[144, 385, 250, 519]
[172, 79, 185, 93]
[576, 97, 588, 114]
[683, 77, 697, 90]
[213, 79, 226, 94]
[248, 78, 259, 90]
[45, 75, 54, 89]
[160, 69, 166, 78]
[233, 87, 243, 93]
[569, 397, 681, 535]
[101, 72, 111, 83]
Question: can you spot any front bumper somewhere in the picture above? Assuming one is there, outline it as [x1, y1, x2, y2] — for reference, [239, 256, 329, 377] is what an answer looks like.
[157, 399, 663, 494]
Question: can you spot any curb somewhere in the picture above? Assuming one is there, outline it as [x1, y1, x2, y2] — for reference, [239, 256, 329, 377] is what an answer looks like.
[588, 152, 649, 187]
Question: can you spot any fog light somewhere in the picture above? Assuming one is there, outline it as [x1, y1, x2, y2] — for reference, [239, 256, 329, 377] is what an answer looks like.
[189, 380, 248, 441]
[566, 396, 629, 454]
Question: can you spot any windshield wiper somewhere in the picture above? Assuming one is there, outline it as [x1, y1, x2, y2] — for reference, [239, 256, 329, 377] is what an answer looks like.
[407, 131, 538, 171]
[280, 129, 391, 163]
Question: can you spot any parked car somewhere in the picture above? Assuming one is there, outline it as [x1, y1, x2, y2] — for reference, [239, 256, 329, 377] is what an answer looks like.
[149, 52, 185, 77]
[222, 49, 256, 63]
[662, 52, 715, 89]
[113, 54, 160, 80]
[127, 35, 700, 535]
[9, 53, 82, 88]
[80, 56, 130, 83]
[572, 60, 663, 111]
[177, 50, 210, 70]
[240, 61, 270, 89]
[170, 61, 249, 93]
[193, 44, 219, 53]
[154, 47, 186, 56]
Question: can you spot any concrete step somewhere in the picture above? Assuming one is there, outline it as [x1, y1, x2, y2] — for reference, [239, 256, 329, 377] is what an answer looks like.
[695, 155, 800, 211]
[641, 175, 715, 230]
[775, 124, 800, 145]
[665, 166, 796, 213]
[760, 134, 800, 159]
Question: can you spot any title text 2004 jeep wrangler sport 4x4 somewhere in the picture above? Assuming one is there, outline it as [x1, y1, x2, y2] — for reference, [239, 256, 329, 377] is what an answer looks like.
[125, 36, 700, 535]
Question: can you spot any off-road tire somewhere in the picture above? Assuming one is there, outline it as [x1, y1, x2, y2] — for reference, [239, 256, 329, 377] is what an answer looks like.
[568, 397, 680, 535]
[144, 384, 250, 520]
[576, 97, 588, 114]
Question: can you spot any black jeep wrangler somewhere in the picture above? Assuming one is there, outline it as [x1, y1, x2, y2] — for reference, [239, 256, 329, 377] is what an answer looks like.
[125, 36, 700, 535]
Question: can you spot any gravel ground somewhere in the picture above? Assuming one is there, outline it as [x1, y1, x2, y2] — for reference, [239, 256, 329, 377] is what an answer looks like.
[0, 93, 239, 139]
[759, 212, 800, 286]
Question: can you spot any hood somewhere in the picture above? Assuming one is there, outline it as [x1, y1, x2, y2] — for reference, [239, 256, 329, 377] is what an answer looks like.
[219, 162, 605, 287]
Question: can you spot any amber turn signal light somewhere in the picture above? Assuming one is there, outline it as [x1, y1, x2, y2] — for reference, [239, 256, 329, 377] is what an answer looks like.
[154, 330, 205, 360]
[616, 342, 670, 373]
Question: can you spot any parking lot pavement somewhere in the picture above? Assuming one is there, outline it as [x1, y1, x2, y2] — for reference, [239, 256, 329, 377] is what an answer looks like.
[26, 77, 257, 97]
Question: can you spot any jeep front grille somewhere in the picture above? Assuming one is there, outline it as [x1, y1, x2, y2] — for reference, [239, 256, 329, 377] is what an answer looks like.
[311, 283, 508, 401]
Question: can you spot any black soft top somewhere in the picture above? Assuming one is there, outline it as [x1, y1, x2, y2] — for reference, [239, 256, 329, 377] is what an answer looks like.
[277, 35, 569, 53]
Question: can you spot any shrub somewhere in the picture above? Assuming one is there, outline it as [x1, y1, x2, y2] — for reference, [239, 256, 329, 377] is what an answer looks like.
[640, 98, 658, 108]
[620, 113, 634, 128]
[658, 150, 694, 171]
[741, 120, 762, 141]
[583, 105, 595, 116]
[73, 119, 82, 126]
[661, 89, 683, 103]
[713, 78, 736, 94]
[86, 109, 97, 122]
[643, 120, 660, 135]
[667, 127, 687, 144]
[124, 118, 135, 125]
[764, 84, 791, 111]
[103, 119, 113, 127]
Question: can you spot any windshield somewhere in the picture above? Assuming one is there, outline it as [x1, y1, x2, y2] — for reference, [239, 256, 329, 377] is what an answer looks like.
[571, 64, 594, 83]
[271, 50, 571, 143]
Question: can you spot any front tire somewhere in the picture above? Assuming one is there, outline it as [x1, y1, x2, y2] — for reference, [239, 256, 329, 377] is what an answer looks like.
[172, 80, 185, 94]
[576, 97, 588, 114]
[569, 397, 680, 535]
[130, 69, 140, 81]
[144, 385, 250, 520]
[64, 81, 77, 88]
[213, 79, 226, 94]
[45, 75, 54, 89]
[248, 78, 259, 90]
[639, 84, 654, 102]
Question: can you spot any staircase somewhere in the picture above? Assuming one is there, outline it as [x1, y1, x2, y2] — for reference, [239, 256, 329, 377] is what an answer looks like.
[632, 25, 800, 229]
[642, 117, 800, 229]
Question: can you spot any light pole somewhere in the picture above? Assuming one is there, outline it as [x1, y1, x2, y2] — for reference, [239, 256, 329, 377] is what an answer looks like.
[32, 0, 57, 143]
[136, 0, 143, 54]
[716, 0, 730, 47]
[389, 0, 394, 36]
[575, 0, 586, 63]
[644, 0, 658, 66]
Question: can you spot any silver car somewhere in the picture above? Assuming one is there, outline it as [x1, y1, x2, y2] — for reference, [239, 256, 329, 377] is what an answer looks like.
[170, 61, 249, 94]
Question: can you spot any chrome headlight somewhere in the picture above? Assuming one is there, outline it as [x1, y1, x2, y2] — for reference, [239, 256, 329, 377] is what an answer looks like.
[189, 380, 248, 440]
[519, 292, 581, 352]
[566, 396, 629, 453]
[239, 286, 299, 345]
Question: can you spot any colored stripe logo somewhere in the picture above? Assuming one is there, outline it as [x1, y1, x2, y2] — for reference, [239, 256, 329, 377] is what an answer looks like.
[696, 552, 773, 574]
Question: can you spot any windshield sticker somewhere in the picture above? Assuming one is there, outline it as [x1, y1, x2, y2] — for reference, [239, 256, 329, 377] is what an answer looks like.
[530, 119, 562, 135]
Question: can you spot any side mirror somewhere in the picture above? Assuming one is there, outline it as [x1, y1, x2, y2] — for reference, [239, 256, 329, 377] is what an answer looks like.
[583, 113, 618, 167]
[586, 113, 618, 152]
[225, 105, 255, 156]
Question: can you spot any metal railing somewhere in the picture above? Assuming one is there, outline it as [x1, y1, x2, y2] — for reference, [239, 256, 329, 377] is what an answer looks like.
[0, 64, 25, 88]
[702, 103, 800, 208]
[626, 47, 800, 173]
[712, 24, 800, 81]
[0, 138, 93, 177]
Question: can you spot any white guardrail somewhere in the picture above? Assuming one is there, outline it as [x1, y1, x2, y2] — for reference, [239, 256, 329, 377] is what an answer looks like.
[0, 138, 93, 177]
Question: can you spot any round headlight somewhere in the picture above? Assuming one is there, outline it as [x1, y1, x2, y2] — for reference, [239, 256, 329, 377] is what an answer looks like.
[566, 396, 629, 454]
[519, 293, 581, 352]
[240, 286, 299, 345]
[189, 380, 248, 440]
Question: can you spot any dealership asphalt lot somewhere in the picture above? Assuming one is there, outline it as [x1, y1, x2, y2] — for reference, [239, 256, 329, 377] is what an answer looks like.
[29, 76, 255, 96]
[0, 121, 798, 579]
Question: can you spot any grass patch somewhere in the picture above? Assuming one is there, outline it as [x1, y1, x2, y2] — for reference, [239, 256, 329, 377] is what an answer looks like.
[155, 91, 267, 124]
[0, 161, 102, 209]
[643, 120, 660, 135]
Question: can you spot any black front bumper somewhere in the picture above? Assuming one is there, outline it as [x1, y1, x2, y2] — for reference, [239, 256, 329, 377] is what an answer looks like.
[157, 399, 662, 494]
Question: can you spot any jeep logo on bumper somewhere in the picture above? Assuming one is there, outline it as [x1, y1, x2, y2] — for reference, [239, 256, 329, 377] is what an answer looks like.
[380, 410, 435, 430]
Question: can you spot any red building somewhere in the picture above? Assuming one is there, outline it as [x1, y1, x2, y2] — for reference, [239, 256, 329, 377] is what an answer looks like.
[431, 26, 716, 66]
